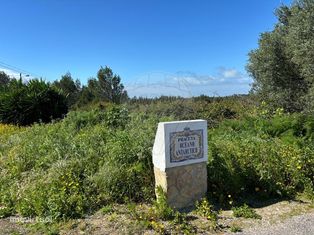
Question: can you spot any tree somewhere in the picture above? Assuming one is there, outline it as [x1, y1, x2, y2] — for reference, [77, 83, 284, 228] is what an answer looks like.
[97, 66, 128, 104]
[74, 66, 128, 107]
[76, 85, 95, 106]
[284, 1, 314, 111]
[0, 71, 10, 88]
[0, 78, 67, 125]
[53, 73, 81, 108]
[247, 0, 314, 112]
[247, 30, 306, 112]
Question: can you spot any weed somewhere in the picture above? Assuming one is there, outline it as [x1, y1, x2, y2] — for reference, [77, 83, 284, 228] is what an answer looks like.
[127, 189, 195, 234]
[195, 198, 218, 221]
[27, 222, 60, 235]
[1, 103, 313, 222]
[230, 224, 242, 233]
[171, 211, 196, 234]
[9, 232, 22, 235]
[108, 212, 118, 222]
[232, 204, 262, 219]
[0, 206, 11, 218]
[195, 198, 218, 230]
[153, 186, 175, 220]
[100, 205, 114, 215]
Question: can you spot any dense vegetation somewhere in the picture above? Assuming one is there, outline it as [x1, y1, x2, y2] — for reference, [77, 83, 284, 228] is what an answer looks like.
[53, 66, 128, 108]
[248, 0, 314, 112]
[0, 98, 313, 221]
[0, 1, 313, 233]
[208, 111, 314, 202]
[0, 66, 127, 126]
[0, 79, 67, 125]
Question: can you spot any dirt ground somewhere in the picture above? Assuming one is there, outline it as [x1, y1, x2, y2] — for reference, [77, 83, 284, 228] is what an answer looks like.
[0, 199, 313, 235]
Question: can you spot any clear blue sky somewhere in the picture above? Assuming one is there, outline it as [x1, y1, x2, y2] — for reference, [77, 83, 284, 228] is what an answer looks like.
[0, 0, 292, 97]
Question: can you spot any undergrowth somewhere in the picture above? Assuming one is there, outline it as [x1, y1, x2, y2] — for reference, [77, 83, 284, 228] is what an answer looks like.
[0, 101, 313, 223]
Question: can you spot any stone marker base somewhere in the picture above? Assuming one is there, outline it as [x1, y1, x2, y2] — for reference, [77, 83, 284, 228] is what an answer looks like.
[154, 162, 207, 209]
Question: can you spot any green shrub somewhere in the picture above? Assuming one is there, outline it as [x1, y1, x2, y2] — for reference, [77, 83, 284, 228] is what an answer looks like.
[63, 105, 129, 131]
[0, 79, 67, 125]
[208, 113, 314, 203]
[0, 102, 313, 222]
[0, 108, 159, 220]
[128, 95, 255, 128]
[0, 206, 12, 218]
[232, 204, 261, 219]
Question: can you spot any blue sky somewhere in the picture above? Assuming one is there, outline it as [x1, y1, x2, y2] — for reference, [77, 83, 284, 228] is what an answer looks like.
[0, 0, 292, 97]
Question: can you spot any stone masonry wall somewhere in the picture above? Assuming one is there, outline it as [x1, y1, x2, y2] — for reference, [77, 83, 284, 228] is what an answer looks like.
[154, 162, 207, 209]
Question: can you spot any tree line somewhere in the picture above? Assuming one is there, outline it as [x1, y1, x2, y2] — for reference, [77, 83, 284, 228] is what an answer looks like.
[53, 66, 128, 107]
[2, 0, 314, 124]
[0, 66, 128, 125]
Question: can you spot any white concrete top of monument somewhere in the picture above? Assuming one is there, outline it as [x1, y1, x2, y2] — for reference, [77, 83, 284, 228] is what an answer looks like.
[153, 119, 208, 171]
[160, 119, 205, 124]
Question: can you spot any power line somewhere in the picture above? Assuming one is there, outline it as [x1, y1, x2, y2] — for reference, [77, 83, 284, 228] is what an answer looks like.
[0, 60, 42, 78]
[0, 61, 40, 78]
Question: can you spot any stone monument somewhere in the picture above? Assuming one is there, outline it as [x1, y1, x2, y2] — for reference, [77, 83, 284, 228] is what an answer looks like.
[153, 119, 208, 209]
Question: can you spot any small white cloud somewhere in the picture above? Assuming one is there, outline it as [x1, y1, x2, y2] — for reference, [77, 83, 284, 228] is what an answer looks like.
[125, 68, 252, 98]
[217, 67, 252, 84]
[172, 71, 213, 85]
[222, 69, 238, 78]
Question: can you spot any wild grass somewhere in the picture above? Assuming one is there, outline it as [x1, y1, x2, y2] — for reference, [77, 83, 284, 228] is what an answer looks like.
[0, 99, 313, 223]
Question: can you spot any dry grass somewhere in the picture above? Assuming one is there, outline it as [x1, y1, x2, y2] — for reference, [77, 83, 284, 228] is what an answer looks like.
[1, 199, 313, 235]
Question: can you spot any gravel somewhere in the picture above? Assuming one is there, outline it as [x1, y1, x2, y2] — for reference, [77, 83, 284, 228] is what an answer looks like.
[232, 212, 314, 235]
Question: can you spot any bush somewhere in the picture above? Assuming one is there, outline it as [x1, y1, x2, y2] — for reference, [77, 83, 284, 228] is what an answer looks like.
[0, 124, 23, 137]
[0, 79, 67, 125]
[0, 107, 160, 220]
[207, 113, 314, 203]
[63, 105, 130, 131]
[0, 101, 313, 221]
[128, 95, 255, 128]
